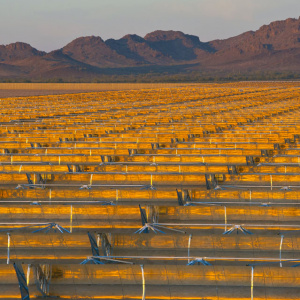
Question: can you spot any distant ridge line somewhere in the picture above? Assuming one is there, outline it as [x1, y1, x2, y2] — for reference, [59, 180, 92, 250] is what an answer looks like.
[0, 17, 299, 80]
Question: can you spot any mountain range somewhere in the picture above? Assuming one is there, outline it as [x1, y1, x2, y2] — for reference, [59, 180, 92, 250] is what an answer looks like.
[0, 17, 299, 80]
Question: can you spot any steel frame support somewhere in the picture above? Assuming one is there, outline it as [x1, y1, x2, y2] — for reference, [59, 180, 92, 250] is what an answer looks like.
[13, 262, 30, 300]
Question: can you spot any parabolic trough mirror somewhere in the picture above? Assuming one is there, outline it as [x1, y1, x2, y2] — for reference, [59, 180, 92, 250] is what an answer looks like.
[1, 82, 300, 299]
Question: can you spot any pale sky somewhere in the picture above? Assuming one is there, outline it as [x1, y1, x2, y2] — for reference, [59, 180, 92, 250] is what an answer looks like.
[1, 0, 299, 51]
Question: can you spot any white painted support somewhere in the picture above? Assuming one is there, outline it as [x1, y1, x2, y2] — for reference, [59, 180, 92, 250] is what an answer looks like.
[280, 235, 284, 268]
[188, 234, 192, 264]
[270, 175, 273, 191]
[97, 234, 100, 248]
[141, 264, 145, 300]
[251, 266, 254, 300]
[7, 233, 10, 264]
[26, 264, 31, 286]
[70, 205, 73, 233]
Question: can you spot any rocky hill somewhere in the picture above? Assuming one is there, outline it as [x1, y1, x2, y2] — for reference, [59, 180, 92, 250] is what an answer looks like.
[0, 17, 299, 80]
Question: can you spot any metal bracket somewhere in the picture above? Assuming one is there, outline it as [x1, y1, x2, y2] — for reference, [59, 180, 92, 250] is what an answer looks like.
[67, 165, 83, 173]
[128, 149, 137, 156]
[141, 174, 156, 190]
[246, 156, 255, 166]
[137, 205, 149, 233]
[83, 232, 114, 265]
[135, 205, 185, 234]
[26, 173, 33, 185]
[99, 233, 113, 257]
[187, 258, 212, 266]
[205, 174, 217, 190]
[24, 173, 46, 189]
[36, 174, 45, 184]
[81, 232, 102, 264]
[87, 232, 100, 257]
[223, 225, 253, 235]
[179, 190, 200, 206]
[228, 165, 238, 175]
[176, 189, 184, 206]
[13, 262, 30, 300]
[184, 190, 192, 203]
[101, 155, 112, 163]
[34, 264, 52, 297]
[32, 223, 71, 234]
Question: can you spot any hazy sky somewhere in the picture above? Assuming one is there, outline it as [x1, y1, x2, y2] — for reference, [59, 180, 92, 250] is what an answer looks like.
[1, 0, 299, 51]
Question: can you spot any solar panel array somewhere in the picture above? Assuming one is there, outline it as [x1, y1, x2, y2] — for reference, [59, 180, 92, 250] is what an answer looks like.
[0, 83, 300, 299]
